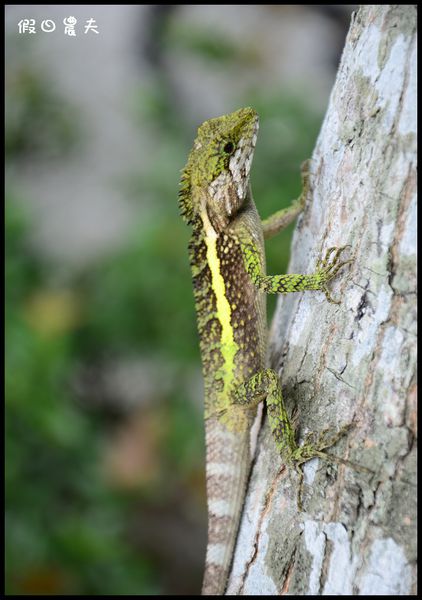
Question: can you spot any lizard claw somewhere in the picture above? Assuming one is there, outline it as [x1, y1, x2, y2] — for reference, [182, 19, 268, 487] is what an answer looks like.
[315, 245, 353, 304]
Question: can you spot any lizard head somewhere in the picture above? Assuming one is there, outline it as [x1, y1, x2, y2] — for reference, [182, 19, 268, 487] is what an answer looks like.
[179, 107, 259, 232]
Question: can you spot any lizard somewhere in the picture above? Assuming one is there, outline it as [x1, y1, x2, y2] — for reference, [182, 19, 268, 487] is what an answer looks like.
[179, 107, 354, 595]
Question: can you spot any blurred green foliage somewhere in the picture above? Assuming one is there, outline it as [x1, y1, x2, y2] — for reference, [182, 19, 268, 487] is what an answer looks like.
[6, 64, 81, 161]
[6, 9, 323, 595]
[165, 21, 260, 64]
[6, 199, 161, 595]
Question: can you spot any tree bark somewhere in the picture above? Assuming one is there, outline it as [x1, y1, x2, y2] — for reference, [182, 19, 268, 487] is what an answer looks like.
[227, 5, 416, 595]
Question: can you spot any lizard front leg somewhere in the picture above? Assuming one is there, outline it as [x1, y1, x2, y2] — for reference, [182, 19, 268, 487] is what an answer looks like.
[262, 159, 310, 240]
[258, 161, 352, 303]
[240, 234, 353, 304]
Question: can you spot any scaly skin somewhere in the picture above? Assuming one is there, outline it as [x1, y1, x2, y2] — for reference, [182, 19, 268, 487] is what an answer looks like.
[179, 108, 352, 595]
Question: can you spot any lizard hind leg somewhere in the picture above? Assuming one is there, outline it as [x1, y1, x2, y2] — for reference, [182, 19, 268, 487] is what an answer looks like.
[233, 369, 366, 509]
[233, 367, 298, 459]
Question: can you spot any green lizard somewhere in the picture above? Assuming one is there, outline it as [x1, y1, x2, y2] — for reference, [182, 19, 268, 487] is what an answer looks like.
[179, 107, 353, 595]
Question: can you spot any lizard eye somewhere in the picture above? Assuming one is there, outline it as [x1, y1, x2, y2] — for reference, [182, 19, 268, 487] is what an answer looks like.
[223, 141, 234, 155]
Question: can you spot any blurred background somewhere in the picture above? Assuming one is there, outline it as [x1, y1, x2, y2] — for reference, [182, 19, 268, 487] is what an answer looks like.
[5, 5, 355, 595]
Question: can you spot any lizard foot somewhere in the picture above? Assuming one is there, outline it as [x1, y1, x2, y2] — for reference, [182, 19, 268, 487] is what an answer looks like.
[290, 423, 352, 467]
[290, 423, 373, 510]
[315, 245, 353, 304]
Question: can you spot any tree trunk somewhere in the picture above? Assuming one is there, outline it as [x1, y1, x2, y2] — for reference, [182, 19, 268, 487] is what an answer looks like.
[227, 5, 416, 595]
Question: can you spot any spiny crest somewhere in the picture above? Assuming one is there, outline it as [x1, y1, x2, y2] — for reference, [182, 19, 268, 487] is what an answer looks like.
[179, 107, 259, 227]
[179, 163, 193, 224]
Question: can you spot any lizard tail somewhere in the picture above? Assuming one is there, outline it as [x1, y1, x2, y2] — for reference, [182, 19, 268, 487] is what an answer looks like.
[202, 417, 252, 595]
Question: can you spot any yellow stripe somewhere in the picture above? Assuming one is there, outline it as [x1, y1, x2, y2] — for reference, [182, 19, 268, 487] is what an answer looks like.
[202, 211, 238, 408]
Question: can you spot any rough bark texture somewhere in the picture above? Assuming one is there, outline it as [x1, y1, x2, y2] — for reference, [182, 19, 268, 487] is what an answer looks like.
[227, 5, 416, 595]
